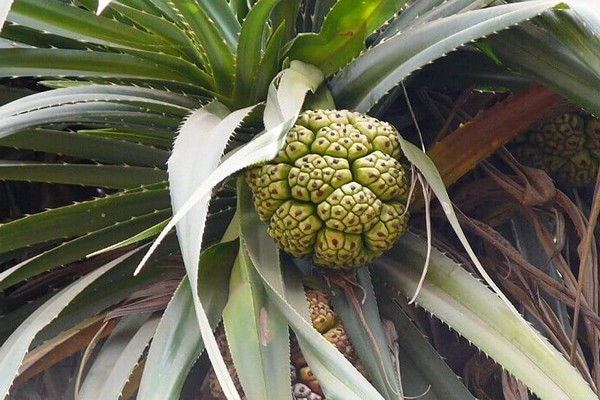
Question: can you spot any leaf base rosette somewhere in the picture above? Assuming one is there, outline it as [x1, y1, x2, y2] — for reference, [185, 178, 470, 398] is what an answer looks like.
[246, 110, 410, 269]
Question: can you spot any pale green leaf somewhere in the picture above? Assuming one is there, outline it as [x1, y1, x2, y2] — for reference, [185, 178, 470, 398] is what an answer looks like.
[137, 61, 323, 273]
[223, 250, 291, 400]
[135, 64, 322, 396]
[138, 240, 238, 400]
[331, 0, 564, 111]
[0, 249, 141, 400]
[165, 101, 255, 399]
[78, 313, 157, 400]
[397, 136, 546, 330]
[0, 162, 166, 189]
[0, 210, 170, 291]
[0, 1, 13, 34]
[97, 0, 112, 15]
[238, 180, 383, 399]
[329, 269, 401, 398]
[375, 232, 597, 400]
[379, 303, 476, 399]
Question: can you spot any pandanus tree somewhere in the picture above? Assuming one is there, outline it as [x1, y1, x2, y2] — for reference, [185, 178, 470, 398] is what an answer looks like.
[0, 0, 599, 399]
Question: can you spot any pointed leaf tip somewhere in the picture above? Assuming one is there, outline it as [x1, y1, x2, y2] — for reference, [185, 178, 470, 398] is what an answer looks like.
[96, 0, 112, 15]
[0, 0, 14, 33]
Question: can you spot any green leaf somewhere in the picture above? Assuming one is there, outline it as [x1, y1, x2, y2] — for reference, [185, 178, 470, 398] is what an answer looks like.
[539, 4, 600, 77]
[0, 186, 169, 254]
[0, 210, 170, 291]
[487, 22, 600, 116]
[103, 2, 204, 65]
[329, 269, 401, 398]
[0, 48, 203, 86]
[164, 101, 255, 399]
[411, 48, 531, 92]
[138, 61, 323, 275]
[0, 102, 180, 139]
[255, 22, 286, 101]
[288, 0, 406, 76]
[331, 0, 564, 111]
[374, 232, 598, 400]
[0, 1, 13, 34]
[380, 0, 495, 40]
[378, 303, 476, 400]
[233, 0, 281, 106]
[0, 162, 167, 189]
[9, 0, 174, 53]
[192, 0, 241, 50]
[0, 129, 170, 168]
[88, 219, 170, 257]
[0, 249, 141, 400]
[270, 0, 301, 40]
[138, 239, 238, 400]
[238, 179, 382, 399]
[223, 248, 291, 400]
[78, 314, 159, 400]
[8, 0, 173, 54]
[166, 0, 236, 94]
[0, 85, 197, 118]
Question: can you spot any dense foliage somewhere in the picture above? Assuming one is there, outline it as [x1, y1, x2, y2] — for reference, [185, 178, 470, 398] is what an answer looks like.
[0, 1, 599, 399]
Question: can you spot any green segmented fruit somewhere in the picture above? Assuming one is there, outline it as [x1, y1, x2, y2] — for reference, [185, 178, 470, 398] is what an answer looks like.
[247, 109, 410, 268]
[511, 112, 600, 187]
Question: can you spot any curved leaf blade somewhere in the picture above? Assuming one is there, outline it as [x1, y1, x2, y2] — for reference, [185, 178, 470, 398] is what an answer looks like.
[238, 180, 383, 400]
[0, 249, 141, 400]
[0, 1, 13, 34]
[374, 232, 598, 400]
[0, 49, 201, 85]
[379, 303, 476, 400]
[10, 0, 171, 53]
[0, 210, 170, 291]
[288, 0, 406, 76]
[0, 186, 169, 254]
[223, 250, 291, 400]
[487, 21, 600, 116]
[137, 239, 238, 400]
[331, 0, 564, 111]
[138, 61, 323, 273]
[233, 0, 281, 106]
[78, 314, 157, 400]
[0, 163, 167, 189]
[166, 101, 255, 399]
[328, 269, 401, 398]
[0, 129, 170, 168]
